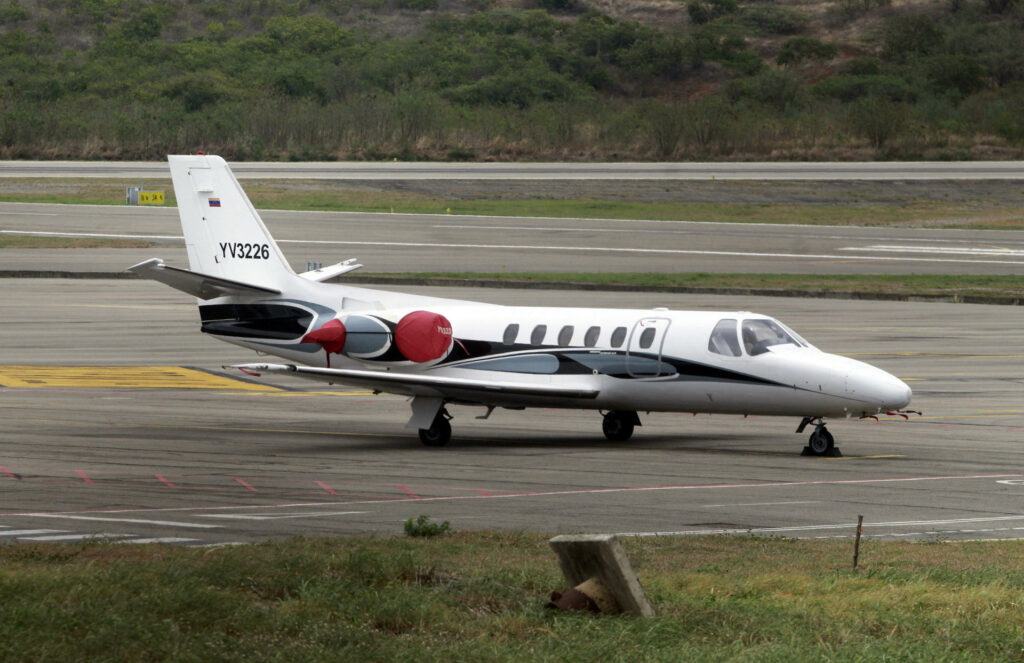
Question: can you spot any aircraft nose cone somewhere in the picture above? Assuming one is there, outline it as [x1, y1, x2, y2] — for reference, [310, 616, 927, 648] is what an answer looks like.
[882, 375, 913, 410]
[845, 360, 912, 411]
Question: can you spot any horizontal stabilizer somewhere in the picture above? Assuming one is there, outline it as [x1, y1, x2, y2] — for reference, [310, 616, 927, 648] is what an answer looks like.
[128, 258, 281, 300]
[227, 363, 601, 401]
[298, 258, 363, 282]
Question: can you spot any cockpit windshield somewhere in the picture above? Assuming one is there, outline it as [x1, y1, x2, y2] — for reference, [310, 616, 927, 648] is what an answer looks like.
[741, 318, 803, 356]
[741, 319, 802, 354]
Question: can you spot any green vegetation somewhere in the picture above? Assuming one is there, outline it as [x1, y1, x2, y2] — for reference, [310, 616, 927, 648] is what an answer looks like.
[3, 534, 1024, 661]
[404, 515, 453, 537]
[361, 272, 1024, 302]
[3, 0, 1024, 160]
[3, 178, 1024, 230]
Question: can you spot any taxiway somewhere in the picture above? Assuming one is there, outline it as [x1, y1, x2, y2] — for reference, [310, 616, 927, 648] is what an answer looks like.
[2, 279, 1023, 546]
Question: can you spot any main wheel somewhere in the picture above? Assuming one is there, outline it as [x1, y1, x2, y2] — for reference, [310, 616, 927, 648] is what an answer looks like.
[602, 411, 636, 442]
[807, 426, 835, 456]
[418, 414, 452, 447]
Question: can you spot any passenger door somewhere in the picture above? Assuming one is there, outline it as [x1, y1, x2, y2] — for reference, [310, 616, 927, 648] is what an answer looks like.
[625, 317, 672, 377]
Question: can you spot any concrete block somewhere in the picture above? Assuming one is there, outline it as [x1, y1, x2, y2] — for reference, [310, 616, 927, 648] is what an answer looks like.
[549, 533, 654, 617]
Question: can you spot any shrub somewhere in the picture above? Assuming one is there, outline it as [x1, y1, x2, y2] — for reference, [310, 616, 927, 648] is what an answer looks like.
[777, 36, 838, 66]
[846, 96, 906, 148]
[925, 54, 985, 98]
[404, 515, 451, 537]
[814, 74, 919, 103]
[881, 13, 945, 61]
[732, 5, 809, 35]
[728, 69, 804, 111]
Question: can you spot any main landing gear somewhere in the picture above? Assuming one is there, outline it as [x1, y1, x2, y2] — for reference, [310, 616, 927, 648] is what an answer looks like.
[602, 411, 641, 441]
[796, 416, 841, 457]
[418, 409, 452, 447]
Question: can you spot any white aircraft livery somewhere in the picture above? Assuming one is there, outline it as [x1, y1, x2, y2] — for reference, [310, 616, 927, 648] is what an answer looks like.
[130, 155, 914, 455]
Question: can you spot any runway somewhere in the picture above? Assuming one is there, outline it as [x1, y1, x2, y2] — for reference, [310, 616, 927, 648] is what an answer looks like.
[2, 279, 1023, 546]
[2, 160, 1023, 180]
[5, 202, 1024, 275]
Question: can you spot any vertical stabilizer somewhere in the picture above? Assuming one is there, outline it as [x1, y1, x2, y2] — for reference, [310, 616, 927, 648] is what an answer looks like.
[169, 154, 295, 290]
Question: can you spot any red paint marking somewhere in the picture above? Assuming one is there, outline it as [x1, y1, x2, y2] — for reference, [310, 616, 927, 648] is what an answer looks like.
[155, 474, 176, 488]
[75, 470, 93, 484]
[315, 481, 337, 495]
[1, 472, 1021, 519]
[396, 484, 421, 499]
[474, 488, 492, 497]
[234, 478, 258, 492]
[0, 466, 16, 479]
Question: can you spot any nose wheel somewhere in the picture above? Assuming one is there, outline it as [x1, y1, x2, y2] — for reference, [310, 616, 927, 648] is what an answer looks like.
[797, 417, 842, 457]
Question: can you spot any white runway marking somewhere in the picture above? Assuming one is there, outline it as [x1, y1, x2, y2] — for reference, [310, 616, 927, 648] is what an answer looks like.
[0, 529, 65, 537]
[201, 510, 367, 521]
[619, 514, 1024, 538]
[26, 513, 223, 529]
[116, 537, 200, 544]
[4, 472, 1018, 517]
[842, 245, 1024, 257]
[9, 229, 1024, 266]
[701, 500, 821, 508]
[20, 533, 133, 542]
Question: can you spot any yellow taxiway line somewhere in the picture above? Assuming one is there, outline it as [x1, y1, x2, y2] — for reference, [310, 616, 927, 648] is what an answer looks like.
[0, 365, 280, 391]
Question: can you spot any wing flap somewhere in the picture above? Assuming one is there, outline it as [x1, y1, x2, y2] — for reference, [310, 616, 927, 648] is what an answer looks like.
[228, 363, 601, 401]
[128, 258, 281, 299]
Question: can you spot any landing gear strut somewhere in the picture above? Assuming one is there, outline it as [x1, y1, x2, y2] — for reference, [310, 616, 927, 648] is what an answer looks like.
[602, 410, 640, 441]
[796, 416, 841, 457]
[418, 409, 452, 447]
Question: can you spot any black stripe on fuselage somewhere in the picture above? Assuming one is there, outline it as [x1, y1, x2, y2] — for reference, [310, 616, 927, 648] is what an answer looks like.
[449, 347, 782, 386]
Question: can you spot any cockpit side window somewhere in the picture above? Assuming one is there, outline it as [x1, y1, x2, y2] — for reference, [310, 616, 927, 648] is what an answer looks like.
[741, 318, 800, 356]
[708, 318, 741, 357]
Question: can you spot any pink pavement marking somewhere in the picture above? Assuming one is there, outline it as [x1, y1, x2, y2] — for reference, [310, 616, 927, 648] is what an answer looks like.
[315, 481, 337, 495]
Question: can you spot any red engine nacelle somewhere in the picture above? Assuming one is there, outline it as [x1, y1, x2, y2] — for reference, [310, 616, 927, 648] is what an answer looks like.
[394, 310, 454, 363]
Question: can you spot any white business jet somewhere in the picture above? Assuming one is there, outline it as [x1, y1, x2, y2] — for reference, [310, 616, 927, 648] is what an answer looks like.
[129, 155, 914, 455]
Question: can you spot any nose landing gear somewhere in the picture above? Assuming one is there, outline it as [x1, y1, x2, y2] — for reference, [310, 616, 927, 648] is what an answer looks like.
[796, 416, 842, 457]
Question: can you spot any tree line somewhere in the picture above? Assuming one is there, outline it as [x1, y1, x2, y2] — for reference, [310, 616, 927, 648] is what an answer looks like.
[1, 0, 1023, 160]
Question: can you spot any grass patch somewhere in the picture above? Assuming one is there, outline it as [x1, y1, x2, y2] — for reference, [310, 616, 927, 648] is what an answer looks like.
[364, 272, 1024, 301]
[2, 179, 1024, 229]
[2, 534, 1024, 661]
[0, 234, 156, 249]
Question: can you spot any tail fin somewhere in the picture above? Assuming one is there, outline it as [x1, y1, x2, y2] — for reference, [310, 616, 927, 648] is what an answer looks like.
[169, 154, 295, 291]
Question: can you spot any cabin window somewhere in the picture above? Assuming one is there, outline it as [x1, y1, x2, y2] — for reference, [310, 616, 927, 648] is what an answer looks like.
[558, 325, 574, 346]
[708, 319, 741, 357]
[610, 326, 627, 348]
[584, 326, 600, 347]
[638, 327, 656, 349]
[503, 323, 519, 345]
[741, 318, 800, 356]
[530, 324, 547, 345]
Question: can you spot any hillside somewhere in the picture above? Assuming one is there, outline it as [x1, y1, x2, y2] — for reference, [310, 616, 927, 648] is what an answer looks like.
[1, 0, 1023, 160]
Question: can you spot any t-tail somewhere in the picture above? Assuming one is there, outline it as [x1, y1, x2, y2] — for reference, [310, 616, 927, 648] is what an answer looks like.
[168, 154, 296, 290]
[129, 154, 362, 301]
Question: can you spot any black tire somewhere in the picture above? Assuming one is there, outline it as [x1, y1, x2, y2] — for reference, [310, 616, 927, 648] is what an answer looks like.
[808, 427, 835, 456]
[602, 411, 636, 442]
[418, 415, 452, 447]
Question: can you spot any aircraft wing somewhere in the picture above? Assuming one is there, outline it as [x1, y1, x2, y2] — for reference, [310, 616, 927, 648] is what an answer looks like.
[128, 258, 281, 299]
[228, 363, 601, 401]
